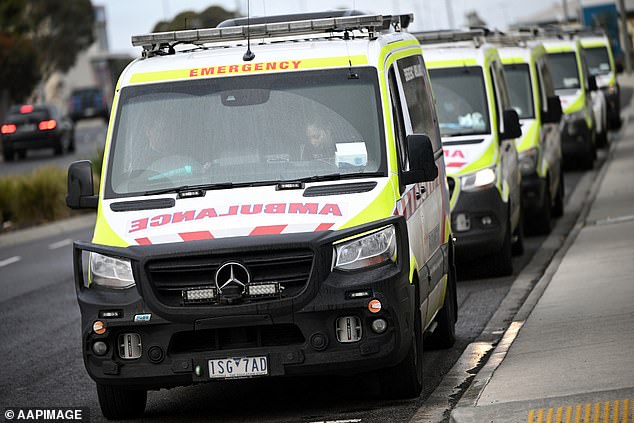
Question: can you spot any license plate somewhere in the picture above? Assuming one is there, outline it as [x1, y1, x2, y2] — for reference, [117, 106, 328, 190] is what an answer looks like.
[208, 356, 268, 379]
[17, 124, 35, 132]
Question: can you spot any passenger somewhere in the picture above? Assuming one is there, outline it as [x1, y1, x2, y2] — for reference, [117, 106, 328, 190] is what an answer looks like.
[301, 122, 336, 161]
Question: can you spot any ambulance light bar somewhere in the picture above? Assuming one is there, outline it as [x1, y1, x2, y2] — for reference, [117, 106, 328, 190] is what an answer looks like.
[413, 29, 486, 45]
[132, 14, 413, 52]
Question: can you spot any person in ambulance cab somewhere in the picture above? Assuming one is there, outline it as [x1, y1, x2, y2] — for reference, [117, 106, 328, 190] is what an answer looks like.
[301, 122, 336, 162]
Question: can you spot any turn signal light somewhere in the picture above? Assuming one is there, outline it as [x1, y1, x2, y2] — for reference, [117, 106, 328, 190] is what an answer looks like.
[38, 120, 57, 130]
[1, 124, 16, 134]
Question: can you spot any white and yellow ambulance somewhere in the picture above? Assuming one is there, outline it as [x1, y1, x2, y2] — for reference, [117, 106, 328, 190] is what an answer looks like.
[541, 35, 599, 169]
[579, 31, 622, 131]
[492, 36, 566, 234]
[66, 12, 456, 419]
[415, 30, 523, 276]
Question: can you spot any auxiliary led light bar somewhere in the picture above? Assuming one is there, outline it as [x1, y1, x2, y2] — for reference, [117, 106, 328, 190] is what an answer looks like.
[131, 14, 413, 52]
[413, 29, 486, 45]
[182, 287, 217, 304]
[246, 282, 281, 297]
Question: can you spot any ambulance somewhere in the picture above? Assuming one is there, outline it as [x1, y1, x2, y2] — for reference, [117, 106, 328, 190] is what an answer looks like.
[491, 36, 565, 234]
[541, 34, 599, 169]
[579, 31, 622, 131]
[66, 12, 456, 419]
[415, 30, 523, 276]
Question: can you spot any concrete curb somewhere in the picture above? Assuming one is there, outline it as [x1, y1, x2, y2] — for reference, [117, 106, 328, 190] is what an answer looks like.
[447, 87, 633, 421]
[0, 213, 96, 248]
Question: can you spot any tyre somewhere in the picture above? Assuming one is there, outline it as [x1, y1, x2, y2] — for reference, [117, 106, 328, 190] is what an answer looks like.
[596, 129, 608, 149]
[511, 206, 525, 255]
[2, 147, 14, 162]
[552, 171, 564, 218]
[96, 384, 147, 420]
[426, 257, 457, 350]
[380, 283, 423, 399]
[489, 215, 513, 277]
[528, 179, 552, 236]
[54, 140, 64, 156]
[17, 150, 26, 160]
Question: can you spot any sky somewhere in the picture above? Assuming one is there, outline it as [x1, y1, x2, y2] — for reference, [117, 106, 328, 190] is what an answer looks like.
[96, 0, 561, 56]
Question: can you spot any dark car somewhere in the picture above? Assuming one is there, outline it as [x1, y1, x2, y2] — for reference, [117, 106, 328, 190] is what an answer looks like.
[1, 104, 75, 161]
[69, 87, 110, 123]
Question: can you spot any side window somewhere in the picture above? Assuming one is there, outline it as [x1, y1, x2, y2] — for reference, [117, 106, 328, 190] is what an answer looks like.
[396, 55, 442, 151]
[490, 61, 512, 133]
[578, 48, 591, 90]
[388, 66, 409, 172]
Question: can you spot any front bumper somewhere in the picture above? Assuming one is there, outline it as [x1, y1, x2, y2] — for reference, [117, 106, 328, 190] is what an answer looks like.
[561, 117, 593, 160]
[520, 172, 547, 214]
[451, 185, 508, 259]
[73, 217, 417, 389]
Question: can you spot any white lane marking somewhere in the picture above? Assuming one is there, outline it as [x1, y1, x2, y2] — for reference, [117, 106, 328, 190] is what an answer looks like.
[0, 256, 21, 268]
[48, 238, 73, 250]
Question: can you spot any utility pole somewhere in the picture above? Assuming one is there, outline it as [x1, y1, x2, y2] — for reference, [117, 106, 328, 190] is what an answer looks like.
[446, 0, 455, 28]
[618, 0, 633, 73]
[562, 0, 569, 22]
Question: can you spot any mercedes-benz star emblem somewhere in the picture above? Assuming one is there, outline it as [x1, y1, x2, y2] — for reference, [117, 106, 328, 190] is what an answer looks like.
[215, 262, 250, 296]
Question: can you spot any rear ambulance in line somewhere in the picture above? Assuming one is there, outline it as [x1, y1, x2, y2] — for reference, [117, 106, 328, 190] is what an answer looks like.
[416, 30, 523, 276]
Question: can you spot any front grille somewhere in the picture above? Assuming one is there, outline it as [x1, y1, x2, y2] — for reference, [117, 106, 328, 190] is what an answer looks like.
[447, 176, 456, 200]
[168, 324, 305, 354]
[146, 250, 313, 307]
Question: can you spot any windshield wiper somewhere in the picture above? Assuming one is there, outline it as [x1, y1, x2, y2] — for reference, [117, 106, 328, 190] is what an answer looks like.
[295, 172, 385, 183]
[143, 182, 237, 196]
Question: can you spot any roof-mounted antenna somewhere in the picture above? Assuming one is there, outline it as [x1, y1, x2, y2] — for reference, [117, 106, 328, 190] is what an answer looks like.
[243, 0, 255, 61]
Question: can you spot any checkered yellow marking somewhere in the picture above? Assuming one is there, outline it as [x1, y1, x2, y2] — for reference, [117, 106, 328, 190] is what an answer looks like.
[528, 398, 633, 423]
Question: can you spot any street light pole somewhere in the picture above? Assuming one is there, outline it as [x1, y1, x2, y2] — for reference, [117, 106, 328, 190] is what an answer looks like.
[562, 0, 569, 22]
[618, 0, 633, 73]
[446, 0, 455, 28]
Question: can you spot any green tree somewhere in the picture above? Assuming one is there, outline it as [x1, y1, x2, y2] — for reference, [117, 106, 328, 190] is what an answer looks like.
[153, 5, 238, 32]
[0, 0, 94, 104]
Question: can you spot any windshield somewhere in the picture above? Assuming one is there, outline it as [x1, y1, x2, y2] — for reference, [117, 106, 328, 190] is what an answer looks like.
[106, 68, 386, 197]
[504, 64, 534, 119]
[428, 66, 491, 137]
[548, 52, 581, 91]
[585, 46, 611, 76]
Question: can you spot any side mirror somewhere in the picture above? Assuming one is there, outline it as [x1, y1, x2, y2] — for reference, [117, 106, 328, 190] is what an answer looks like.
[66, 160, 98, 209]
[401, 134, 438, 185]
[543, 95, 563, 124]
[500, 109, 522, 141]
[588, 75, 598, 92]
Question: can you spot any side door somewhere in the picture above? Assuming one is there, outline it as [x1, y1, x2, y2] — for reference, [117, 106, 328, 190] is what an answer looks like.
[392, 54, 447, 326]
[387, 61, 430, 324]
[535, 57, 563, 196]
[490, 60, 521, 227]
[577, 47, 596, 132]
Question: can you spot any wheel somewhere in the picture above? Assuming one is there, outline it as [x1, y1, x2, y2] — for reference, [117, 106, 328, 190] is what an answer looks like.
[67, 135, 76, 153]
[96, 383, 147, 420]
[17, 150, 26, 160]
[426, 254, 457, 350]
[511, 206, 525, 255]
[2, 147, 14, 162]
[380, 283, 423, 399]
[596, 129, 608, 149]
[489, 215, 513, 277]
[54, 140, 64, 156]
[528, 179, 552, 235]
[552, 170, 564, 218]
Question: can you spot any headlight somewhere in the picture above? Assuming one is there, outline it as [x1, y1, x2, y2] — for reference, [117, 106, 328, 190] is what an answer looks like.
[461, 166, 497, 191]
[334, 225, 396, 271]
[518, 147, 539, 175]
[90, 252, 135, 289]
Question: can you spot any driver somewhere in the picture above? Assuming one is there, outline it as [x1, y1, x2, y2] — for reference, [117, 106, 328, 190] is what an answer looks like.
[301, 122, 336, 161]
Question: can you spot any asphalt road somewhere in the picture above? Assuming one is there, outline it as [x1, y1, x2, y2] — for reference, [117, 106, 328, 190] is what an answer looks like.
[1, 86, 629, 422]
[0, 119, 107, 176]
[0, 161, 600, 423]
